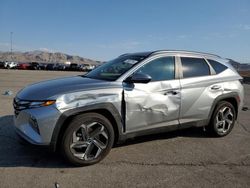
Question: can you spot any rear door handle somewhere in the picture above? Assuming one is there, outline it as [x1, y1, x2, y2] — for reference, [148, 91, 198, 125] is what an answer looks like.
[211, 85, 221, 90]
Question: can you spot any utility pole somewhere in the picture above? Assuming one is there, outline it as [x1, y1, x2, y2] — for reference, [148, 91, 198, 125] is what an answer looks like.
[10, 32, 13, 61]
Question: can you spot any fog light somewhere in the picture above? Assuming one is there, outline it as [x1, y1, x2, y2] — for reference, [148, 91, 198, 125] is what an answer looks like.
[29, 116, 40, 134]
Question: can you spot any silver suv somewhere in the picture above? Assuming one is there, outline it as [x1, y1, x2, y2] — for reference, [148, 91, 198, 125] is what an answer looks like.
[13, 50, 244, 166]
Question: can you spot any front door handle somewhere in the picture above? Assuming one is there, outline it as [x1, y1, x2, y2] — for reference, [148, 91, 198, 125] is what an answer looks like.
[164, 90, 178, 95]
[211, 85, 221, 90]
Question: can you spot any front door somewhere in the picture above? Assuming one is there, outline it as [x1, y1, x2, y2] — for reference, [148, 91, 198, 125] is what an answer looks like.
[123, 56, 181, 132]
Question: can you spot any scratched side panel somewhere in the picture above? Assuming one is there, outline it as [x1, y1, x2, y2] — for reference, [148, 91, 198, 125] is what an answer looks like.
[55, 87, 123, 116]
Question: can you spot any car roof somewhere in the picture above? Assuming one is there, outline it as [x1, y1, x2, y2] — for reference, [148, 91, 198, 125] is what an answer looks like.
[121, 50, 221, 59]
[119, 51, 153, 57]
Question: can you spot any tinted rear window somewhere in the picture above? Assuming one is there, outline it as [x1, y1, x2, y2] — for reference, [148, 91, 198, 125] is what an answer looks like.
[207, 59, 227, 74]
[181, 57, 210, 78]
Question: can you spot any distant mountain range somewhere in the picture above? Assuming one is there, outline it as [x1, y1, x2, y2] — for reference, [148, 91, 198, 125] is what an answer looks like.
[227, 59, 250, 71]
[0, 51, 99, 65]
[0, 51, 249, 70]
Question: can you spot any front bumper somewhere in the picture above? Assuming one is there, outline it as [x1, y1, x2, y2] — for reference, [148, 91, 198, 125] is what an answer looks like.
[14, 105, 61, 146]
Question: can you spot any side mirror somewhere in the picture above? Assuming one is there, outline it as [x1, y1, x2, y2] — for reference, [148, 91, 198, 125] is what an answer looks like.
[124, 73, 152, 84]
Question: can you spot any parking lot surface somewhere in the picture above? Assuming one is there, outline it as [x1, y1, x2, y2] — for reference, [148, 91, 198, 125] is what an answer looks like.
[0, 69, 250, 187]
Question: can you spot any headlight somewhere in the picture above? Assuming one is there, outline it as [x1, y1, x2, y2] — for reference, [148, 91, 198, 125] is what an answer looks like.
[29, 100, 56, 108]
[14, 98, 56, 115]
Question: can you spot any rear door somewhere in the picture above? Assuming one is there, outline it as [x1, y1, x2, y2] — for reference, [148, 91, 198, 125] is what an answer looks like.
[123, 56, 181, 132]
[178, 56, 222, 125]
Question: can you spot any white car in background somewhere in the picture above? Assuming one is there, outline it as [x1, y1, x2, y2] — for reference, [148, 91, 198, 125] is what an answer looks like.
[4, 61, 18, 69]
[79, 64, 96, 72]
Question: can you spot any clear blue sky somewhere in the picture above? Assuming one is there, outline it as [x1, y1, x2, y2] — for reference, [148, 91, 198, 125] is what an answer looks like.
[0, 0, 250, 62]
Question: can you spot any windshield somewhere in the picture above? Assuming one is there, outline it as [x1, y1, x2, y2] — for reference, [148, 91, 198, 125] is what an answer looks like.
[85, 55, 146, 81]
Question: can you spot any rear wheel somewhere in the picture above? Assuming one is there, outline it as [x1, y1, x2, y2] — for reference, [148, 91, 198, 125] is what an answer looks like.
[61, 113, 114, 166]
[208, 101, 236, 137]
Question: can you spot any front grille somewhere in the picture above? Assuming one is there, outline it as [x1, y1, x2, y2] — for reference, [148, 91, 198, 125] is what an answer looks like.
[13, 98, 31, 116]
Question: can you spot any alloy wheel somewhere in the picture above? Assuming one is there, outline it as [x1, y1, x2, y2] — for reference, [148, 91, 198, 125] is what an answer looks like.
[215, 106, 234, 134]
[69, 122, 109, 161]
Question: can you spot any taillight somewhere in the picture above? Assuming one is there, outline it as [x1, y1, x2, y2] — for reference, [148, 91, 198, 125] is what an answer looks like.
[236, 95, 241, 104]
[239, 79, 244, 84]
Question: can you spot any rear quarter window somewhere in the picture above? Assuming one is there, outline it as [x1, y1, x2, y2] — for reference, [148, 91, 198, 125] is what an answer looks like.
[207, 59, 228, 74]
[181, 57, 210, 78]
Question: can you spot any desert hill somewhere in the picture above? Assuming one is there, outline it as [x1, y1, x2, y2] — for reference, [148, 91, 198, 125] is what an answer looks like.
[0, 51, 99, 65]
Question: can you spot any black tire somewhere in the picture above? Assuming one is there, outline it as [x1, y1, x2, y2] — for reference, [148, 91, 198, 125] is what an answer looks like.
[61, 113, 114, 166]
[208, 101, 236, 137]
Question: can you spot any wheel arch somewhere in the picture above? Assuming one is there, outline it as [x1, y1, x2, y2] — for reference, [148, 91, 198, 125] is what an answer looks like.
[50, 103, 124, 152]
[208, 92, 239, 123]
[222, 97, 238, 118]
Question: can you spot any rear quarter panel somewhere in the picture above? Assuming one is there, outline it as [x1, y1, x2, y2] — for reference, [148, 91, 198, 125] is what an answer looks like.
[179, 68, 242, 124]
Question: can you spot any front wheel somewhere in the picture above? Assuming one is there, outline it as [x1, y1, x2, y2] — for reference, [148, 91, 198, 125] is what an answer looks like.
[208, 101, 236, 137]
[61, 113, 114, 166]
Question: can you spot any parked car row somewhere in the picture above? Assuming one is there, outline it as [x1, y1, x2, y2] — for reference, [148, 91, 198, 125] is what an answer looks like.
[0, 61, 96, 72]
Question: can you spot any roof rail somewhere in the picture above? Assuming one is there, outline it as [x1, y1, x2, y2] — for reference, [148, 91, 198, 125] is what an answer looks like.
[151, 50, 221, 58]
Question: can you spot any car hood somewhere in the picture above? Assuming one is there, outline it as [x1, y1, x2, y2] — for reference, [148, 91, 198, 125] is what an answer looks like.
[17, 76, 117, 100]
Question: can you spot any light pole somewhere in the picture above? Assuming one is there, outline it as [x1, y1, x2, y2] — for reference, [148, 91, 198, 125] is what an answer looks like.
[10, 32, 13, 61]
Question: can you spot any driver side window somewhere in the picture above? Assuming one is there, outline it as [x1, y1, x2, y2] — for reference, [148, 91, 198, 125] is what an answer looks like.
[136, 56, 175, 81]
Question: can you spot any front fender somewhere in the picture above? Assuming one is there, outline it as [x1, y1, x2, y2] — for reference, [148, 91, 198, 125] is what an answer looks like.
[50, 103, 124, 151]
